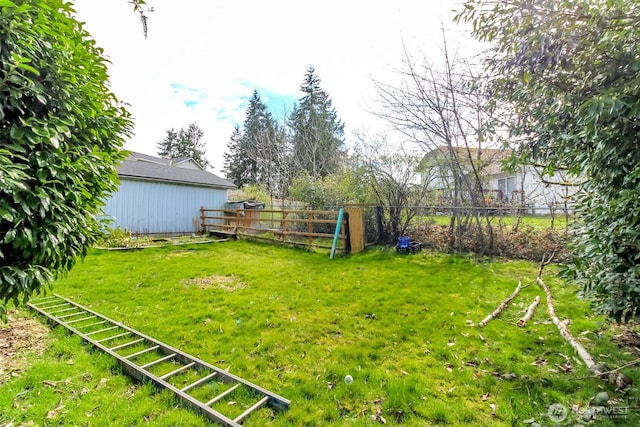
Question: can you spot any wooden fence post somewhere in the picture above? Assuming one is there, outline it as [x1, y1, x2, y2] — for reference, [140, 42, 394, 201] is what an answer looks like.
[308, 212, 314, 246]
[343, 212, 351, 254]
[344, 206, 364, 253]
[200, 206, 206, 234]
[281, 212, 288, 243]
[376, 206, 385, 242]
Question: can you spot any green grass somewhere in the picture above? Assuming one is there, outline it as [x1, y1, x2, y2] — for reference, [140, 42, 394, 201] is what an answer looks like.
[419, 214, 572, 230]
[1, 240, 637, 426]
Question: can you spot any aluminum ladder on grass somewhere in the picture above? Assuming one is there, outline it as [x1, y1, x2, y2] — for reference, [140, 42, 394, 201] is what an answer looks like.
[28, 294, 290, 426]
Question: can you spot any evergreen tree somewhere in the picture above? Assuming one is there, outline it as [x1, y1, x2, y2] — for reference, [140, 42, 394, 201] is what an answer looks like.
[242, 90, 276, 185]
[223, 125, 244, 185]
[289, 67, 345, 178]
[223, 90, 283, 190]
[157, 122, 210, 169]
[157, 128, 178, 158]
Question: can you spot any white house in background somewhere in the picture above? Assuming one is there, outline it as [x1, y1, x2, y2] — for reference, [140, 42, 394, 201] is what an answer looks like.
[420, 146, 577, 214]
[103, 151, 236, 234]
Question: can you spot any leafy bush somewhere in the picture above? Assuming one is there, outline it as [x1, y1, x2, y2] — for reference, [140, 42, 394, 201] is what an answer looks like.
[290, 171, 368, 210]
[0, 0, 132, 317]
[228, 184, 271, 205]
[458, 0, 640, 321]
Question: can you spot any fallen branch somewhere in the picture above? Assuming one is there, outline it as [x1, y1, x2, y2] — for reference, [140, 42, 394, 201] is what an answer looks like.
[589, 357, 640, 378]
[478, 281, 524, 327]
[517, 296, 540, 327]
[537, 275, 596, 370]
[537, 259, 633, 389]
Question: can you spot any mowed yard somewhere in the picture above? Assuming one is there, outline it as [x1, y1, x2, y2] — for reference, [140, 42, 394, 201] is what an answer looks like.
[2, 240, 638, 426]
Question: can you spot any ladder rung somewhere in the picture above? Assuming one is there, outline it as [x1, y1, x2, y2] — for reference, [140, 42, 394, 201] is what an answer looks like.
[123, 345, 160, 359]
[141, 353, 176, 369]
[96, 332, 130, 343]
[86, 326, 119, 336]
[38, 302, 68, 310]
[181, 372, 218, 392]
[159, 362, 196, 380]
[110, 338, 145, 351]
[75, 319, 106, 328]
[205, 383, 240, 406]
[58, 312, 86, 319]
[234, 395, 270, 423]
[32, 296, 58, 302]
[66, 316, 97, 325]
[50, 306, 77, 314]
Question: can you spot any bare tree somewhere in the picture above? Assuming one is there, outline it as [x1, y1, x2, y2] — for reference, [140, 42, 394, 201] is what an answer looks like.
[373, 32, 498, 254]
[244, 121, 292, 208]
[355, 132, 433, 241]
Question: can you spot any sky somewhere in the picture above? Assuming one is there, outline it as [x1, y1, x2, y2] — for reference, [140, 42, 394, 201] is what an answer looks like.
[72, 0, 473, 173]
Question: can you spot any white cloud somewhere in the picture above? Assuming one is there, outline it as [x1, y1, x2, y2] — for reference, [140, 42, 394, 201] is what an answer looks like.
[72, 0, 473, 172]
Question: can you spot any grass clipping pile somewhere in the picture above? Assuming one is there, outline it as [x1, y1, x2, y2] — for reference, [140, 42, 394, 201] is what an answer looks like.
[0, 311, 50, 385]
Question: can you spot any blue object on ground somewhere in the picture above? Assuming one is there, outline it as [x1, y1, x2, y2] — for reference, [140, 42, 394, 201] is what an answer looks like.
[398, 236, 410, 249]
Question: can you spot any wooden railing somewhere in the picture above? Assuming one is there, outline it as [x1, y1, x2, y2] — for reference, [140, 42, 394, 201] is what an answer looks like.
[199, 207, 348, 252]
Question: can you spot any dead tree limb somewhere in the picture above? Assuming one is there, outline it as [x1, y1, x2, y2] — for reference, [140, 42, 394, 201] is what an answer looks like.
[537, 275, 596, 370]
[478, 281, 524, 327]
[537, 258, 634, 389]
[593, 358, 640, 377]
[517, 296, 540, 327]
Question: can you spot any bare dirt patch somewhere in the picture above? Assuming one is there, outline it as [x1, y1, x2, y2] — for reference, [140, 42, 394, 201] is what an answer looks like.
[164, 251, 192, 258]
[182, 275, 246, 292]
[0, 311, 51, 385]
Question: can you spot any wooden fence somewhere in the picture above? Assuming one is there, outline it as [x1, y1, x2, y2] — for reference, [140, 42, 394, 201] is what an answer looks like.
[200, 207, 353, 252]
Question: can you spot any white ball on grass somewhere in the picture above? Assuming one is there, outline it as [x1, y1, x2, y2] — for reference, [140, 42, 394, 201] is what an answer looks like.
[344, 375, 353, 384]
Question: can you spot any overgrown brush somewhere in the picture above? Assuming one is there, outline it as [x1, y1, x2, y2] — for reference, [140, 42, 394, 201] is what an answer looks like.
[97, 227, 153, 249]
[408, 223, 570, 262]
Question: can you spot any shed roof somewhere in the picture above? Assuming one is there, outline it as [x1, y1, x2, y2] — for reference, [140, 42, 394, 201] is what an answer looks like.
[118, 151, 236, 189]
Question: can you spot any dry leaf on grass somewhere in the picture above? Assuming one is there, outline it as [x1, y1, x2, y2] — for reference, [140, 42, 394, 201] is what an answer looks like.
[371, 408, 386, 424]
[489, 403, 497, 416]
[86, 405, 100, 417]
[46, 400, 65, 419]
[531, 357, 547, 366]
[556, 363, 573, 374]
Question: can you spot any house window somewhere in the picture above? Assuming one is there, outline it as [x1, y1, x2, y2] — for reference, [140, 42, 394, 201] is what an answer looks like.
[498, 176, 518, 202]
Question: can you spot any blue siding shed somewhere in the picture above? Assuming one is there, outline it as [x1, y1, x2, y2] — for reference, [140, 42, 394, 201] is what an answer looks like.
[103, 152, 235, 234]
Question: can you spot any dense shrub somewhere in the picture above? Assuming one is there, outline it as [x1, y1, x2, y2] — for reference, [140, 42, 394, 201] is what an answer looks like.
[0, 0, 132, 317]
[408, 223, 570, 262]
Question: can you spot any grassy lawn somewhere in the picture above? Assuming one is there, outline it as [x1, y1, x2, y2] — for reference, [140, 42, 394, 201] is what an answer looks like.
[420, 214, 572, 230]
[1, 240, 637, 426]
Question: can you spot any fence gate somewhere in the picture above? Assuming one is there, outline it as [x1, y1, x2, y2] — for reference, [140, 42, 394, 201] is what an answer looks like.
[345, 206, 365, 253]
